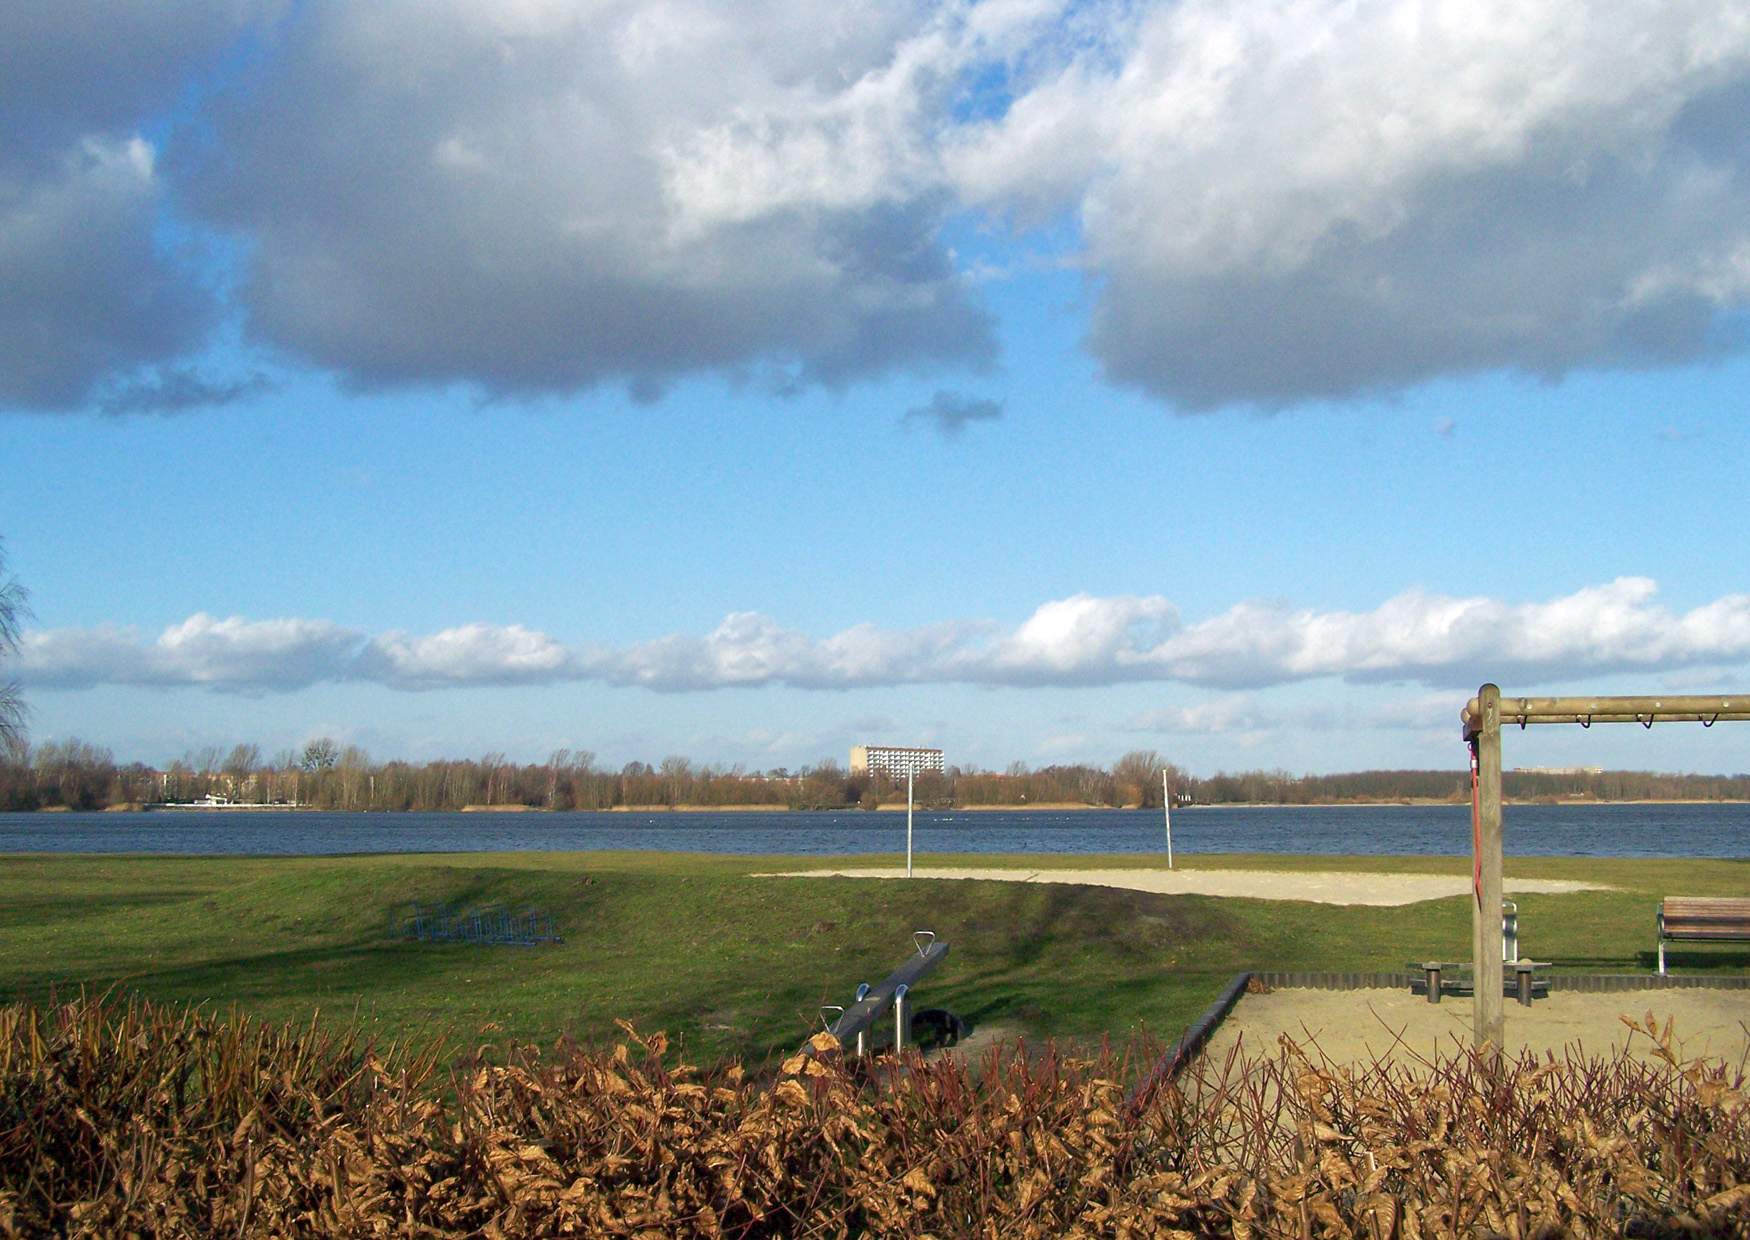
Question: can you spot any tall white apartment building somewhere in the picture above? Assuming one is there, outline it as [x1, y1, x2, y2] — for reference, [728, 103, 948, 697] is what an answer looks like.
[850, 745, 945, 779]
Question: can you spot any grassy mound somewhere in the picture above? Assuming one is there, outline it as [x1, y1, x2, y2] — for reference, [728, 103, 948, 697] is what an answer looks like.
[0, 852, 1744, 1061]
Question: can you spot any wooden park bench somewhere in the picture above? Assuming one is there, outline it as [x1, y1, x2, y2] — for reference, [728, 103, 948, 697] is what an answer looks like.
[1658, 897, 1750, 974]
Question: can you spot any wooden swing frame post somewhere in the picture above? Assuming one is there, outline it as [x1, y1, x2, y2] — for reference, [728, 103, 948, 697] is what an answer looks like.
[1460, 687, 1749, 1051]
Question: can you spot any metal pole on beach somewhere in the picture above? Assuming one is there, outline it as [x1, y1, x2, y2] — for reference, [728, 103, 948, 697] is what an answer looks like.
[906, 769, 914, 878]
[1162, 769, 1174, 870]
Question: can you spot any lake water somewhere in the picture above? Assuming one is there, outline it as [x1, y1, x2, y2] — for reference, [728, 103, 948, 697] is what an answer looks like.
[1, 803, 1746, 858]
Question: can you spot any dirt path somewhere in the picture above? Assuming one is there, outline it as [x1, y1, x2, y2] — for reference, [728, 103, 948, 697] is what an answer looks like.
[759, 866, 1606, 907]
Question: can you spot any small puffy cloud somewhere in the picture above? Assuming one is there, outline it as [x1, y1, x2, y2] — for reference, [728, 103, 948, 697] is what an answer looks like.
[20, 615, 573, 692]
[98, 367, 276, 416]
[584, 612, 987, 692]
[1131, 578, 1750, 688]
[902, 390, 1005, 436]
[986, 593, 1177, 682]
[20, 579, 1750, 696]
[19, 614, 360, 690]
[151, 614, 361, 689]
[359, 624, 579, 689]
[14, 624, 145, 690]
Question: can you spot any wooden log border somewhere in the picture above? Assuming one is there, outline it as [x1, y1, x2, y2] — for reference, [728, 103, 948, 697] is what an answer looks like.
[1252, 971, 1750, 992]
[1125, 970, 1254, 1117]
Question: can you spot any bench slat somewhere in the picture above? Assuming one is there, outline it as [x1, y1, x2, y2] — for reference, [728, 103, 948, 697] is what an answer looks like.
[1662, 897, 1750, 914]
[1659, 896, 1750, 942]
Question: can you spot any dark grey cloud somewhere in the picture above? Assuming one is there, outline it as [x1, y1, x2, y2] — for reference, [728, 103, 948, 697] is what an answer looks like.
[0, 2, 271, 412]
[1088, 134, 1750, 409]
[0, 1, 268, 175]
[0, 140, 220, 410]
[177, 1, 995, 401]
[903, 390, 1004, 437]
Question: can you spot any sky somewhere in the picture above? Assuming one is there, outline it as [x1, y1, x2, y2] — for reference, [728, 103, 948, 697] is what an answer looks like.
[3, 0, 1749, 777]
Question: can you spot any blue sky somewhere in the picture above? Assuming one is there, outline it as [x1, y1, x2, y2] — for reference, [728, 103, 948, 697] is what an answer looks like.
[4, 0, 1749, 776]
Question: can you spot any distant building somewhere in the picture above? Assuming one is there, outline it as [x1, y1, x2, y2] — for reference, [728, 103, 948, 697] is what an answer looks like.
[851, 745, 944, 779]
[1510, 766, 1604, 776]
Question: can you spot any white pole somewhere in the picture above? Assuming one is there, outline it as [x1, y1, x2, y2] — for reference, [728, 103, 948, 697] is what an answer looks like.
[1162, 769, 1174, 870]
[906, 769, 914, 878]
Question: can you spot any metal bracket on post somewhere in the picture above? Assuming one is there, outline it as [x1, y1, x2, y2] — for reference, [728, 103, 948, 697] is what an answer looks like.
[1502, 901, 1518, 964]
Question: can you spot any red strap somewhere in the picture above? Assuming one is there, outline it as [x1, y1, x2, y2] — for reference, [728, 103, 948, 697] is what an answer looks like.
[1469, 742, 1482, 909]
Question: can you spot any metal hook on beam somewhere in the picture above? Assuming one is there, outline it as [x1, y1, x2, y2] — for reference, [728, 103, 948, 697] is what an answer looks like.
[1639, 713, 1656, 729]
[1702, 714, 1718, 727]
[1577, 714, 1591, 728]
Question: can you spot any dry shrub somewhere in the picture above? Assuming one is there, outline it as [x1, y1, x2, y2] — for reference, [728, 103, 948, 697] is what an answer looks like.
[1, 997, 1746, 1237]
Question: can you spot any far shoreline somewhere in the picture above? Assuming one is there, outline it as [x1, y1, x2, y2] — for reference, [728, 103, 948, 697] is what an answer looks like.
[8, 797, 1748, 815]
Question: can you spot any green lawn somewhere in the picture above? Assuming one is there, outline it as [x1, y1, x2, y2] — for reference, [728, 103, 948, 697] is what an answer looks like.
[1, 850, 1744, 1063]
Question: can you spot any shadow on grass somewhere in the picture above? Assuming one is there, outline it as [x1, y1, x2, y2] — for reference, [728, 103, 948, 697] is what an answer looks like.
[5, 938, 530, 1010]
[0, 890, 202, 930]
[1641, 948, 1750, 973]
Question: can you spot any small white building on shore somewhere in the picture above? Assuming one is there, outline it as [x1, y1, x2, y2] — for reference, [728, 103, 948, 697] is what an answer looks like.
[850, 745, 944, 779]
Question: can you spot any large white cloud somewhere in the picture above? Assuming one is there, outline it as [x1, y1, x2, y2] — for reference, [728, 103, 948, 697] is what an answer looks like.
[951, 0, 1750, 406]
[175, 0, 1002, 399]
[19, 579, 1750, 694]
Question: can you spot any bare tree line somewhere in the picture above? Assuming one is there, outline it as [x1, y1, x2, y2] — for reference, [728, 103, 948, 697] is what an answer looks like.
[2, 741, 1746, 812]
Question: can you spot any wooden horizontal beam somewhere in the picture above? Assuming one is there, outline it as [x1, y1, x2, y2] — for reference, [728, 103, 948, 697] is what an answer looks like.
[1462, 694, 1750, 735]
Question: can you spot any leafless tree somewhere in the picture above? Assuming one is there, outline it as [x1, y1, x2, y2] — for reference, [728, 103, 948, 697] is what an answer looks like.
[0, 540, 31, 757]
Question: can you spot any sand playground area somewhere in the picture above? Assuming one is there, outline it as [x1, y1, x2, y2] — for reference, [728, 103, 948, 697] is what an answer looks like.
[1202, 986, 1750, 1070]
[761, 865, 1606, 907]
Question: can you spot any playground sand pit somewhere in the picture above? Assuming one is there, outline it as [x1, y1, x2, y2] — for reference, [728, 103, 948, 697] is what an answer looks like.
[760, 866, 1606, 907]
[1201, 986, 1750, 1069]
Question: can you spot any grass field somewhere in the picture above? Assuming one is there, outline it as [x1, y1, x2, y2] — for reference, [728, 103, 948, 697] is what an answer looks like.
[1, 850, 1745, 1064]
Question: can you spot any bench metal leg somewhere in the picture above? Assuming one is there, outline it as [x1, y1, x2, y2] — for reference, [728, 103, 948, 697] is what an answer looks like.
[1658, 939, 1666, 975]
[1516, 969, 1533, 1007]
[1426, 965, 1441, 1004]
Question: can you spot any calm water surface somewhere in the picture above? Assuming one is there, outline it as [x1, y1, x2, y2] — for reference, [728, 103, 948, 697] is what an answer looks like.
[1, 803, 1746, 858]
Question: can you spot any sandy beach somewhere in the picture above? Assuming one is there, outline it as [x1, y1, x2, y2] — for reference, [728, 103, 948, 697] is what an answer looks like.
[1202, 986, 1750, 1068]
[758, 865, 1607, 907]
